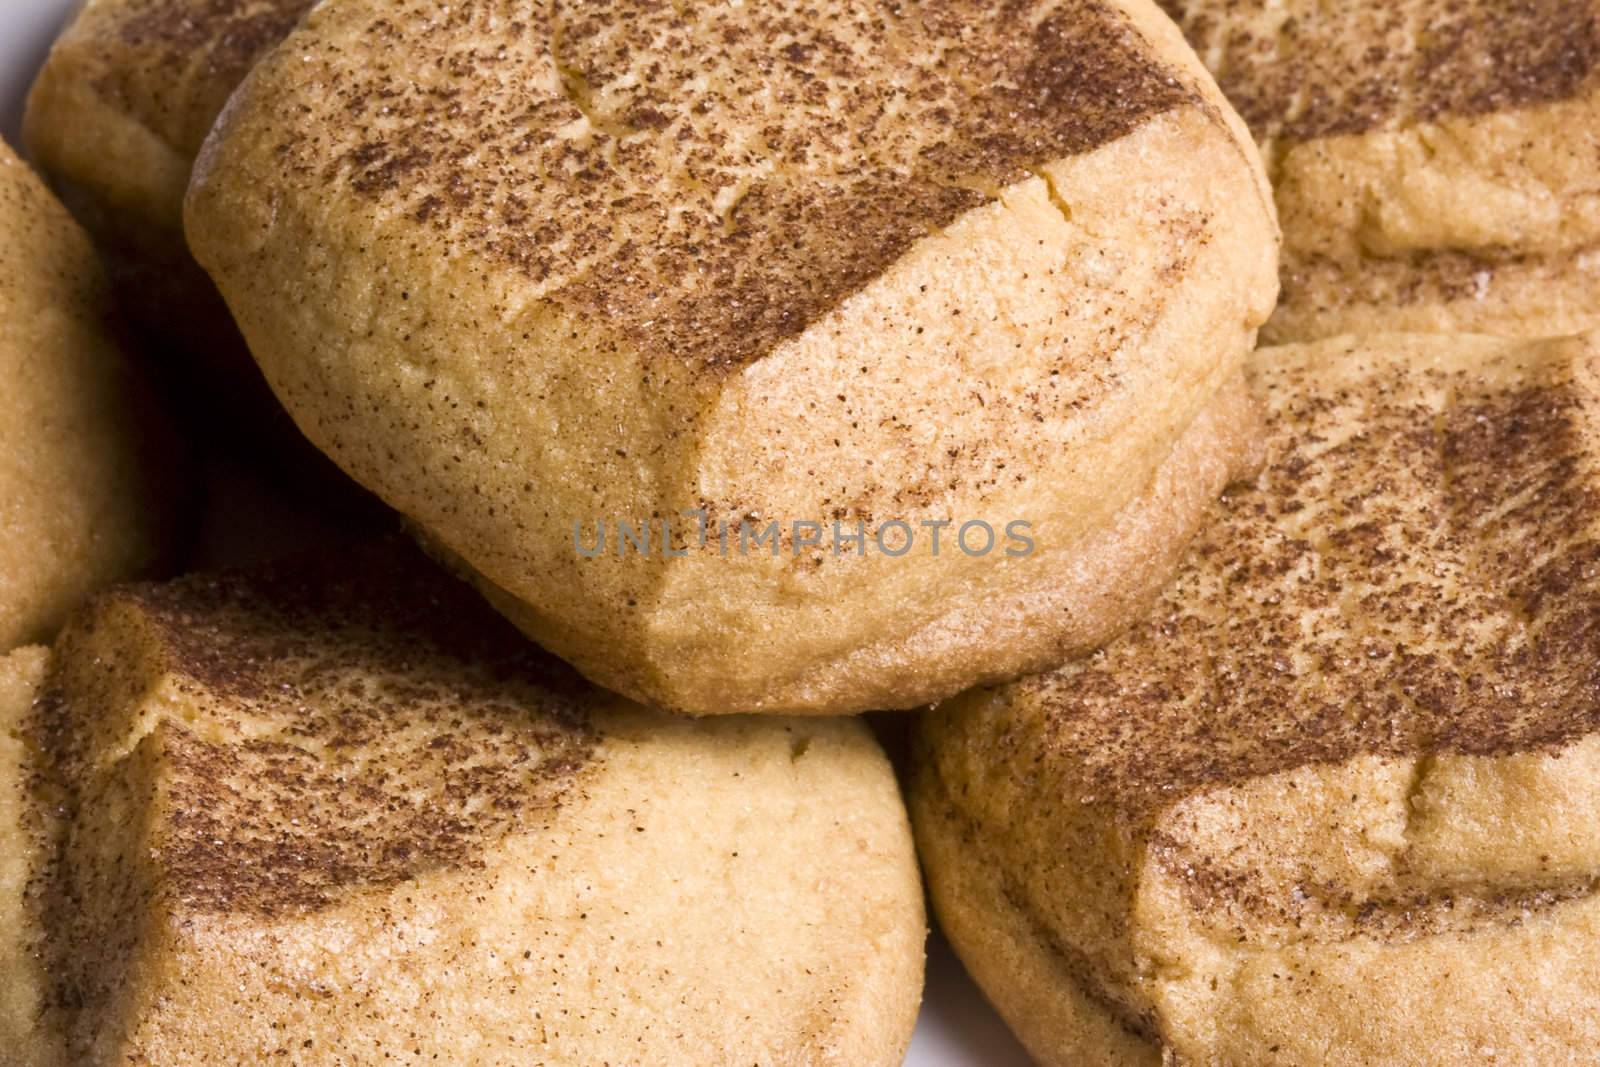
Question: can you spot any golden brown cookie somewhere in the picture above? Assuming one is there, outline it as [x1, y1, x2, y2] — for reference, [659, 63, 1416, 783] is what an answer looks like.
[1160, 0, 1600, 340]
[2, 544, 923, 1065]
[0, 646, 57, 1067]
[0, 139, 177, 650]
[23, 0, 377, 495]
[187, 0, 1279, 714]
[914, 332, 1600, 1065]
[24, 0, 309, 264]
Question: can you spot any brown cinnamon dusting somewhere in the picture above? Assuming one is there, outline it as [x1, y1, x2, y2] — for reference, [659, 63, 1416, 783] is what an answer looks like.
[1009, 338, 1600, 813]
[1159, 0, 1600, 139]
[78, 0, 314, 153]
[32, 542, 598, 919]
[113, 0, 310, 75]
[265, 0, 1195, 370]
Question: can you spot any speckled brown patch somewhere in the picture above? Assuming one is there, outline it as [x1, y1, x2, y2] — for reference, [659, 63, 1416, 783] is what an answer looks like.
[24, 543, 603, 1053]
[1148, 825, 1600, 940]
[111, 0, 310, 75]
[33, 541, 598, 918]
[268, 0, 1195, 370]
[1005, 338, 1600, 814]
[1159, 0, 1600, 139]
[1279, 244, 1600, 321]
[78, 0, 313, 152]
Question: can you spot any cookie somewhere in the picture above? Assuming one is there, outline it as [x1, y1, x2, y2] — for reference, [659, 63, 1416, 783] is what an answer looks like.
[23, 0, 308, 268]
[0, 646, 55, 1067]
[0, 139, 177, 650]
[24, 0, 374, 493]
[913, 331, 1600, 1065]
[187, 0, 1278, 714]
[2, 543, 923, 1064]
[1160, 0, 1600, 339]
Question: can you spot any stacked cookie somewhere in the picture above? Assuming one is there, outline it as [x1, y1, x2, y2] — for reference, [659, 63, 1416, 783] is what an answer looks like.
[0, 140, 176, 651]
[913, 333, 1600, 1064]
[1157, 0, 1600, 341]
[2, 545, 923, 1064]
[908, 4, 1600, 1064]
[4, 0, 1596, 1062]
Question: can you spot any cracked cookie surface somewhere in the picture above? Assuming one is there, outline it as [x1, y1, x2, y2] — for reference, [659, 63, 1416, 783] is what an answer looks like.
[1159, 0, 1600, 339]
[3, 543, 924, 1064]
[914, 331, 1600, 1066]
[187, 0, 1278, 714]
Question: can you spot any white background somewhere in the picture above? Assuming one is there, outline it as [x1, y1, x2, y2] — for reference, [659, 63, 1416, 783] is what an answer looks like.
[0, 1, 1034, 1063]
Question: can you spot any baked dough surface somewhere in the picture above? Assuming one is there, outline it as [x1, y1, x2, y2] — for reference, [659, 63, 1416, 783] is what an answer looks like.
[1160, 0, 1600, 339]
[23, 0, 363, 481]
[1, 544, 923, 1064]
[914, 331, 1600, 1066]
[0, 647, 57, 1067]
[187, 0, 1279, 713]
[25, 0, 312, 242]
[0, 140, 175, 651]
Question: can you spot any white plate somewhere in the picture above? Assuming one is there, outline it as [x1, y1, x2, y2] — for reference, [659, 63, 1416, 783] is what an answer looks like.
[0, 3, 1035, 1062]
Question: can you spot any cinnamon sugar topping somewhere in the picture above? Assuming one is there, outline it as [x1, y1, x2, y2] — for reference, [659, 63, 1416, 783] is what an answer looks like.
[266, 0, 1195, 369]
[1159, 0, 1600, 139]
[1011, 336, 1600, 811]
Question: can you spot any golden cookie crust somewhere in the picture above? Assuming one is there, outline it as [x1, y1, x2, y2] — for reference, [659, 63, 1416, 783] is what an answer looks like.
[2, 544, 923, 1064]
[24, 0, 312, 245]
[0, 647, 59, 1067]
[914, 332, 1600, 1065]
[187, 0, 1278, 714]
[1160, 0, 1600, 340]
[22, 0, 370, 484]
[0, 140, 176, 651]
